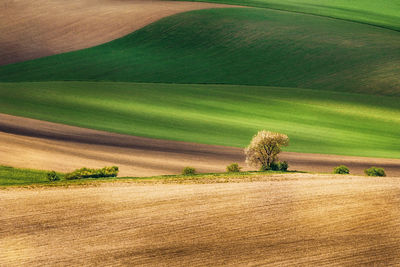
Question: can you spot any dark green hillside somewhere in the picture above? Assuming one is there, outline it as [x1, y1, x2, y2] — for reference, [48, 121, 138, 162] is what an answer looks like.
[1, 8, 399, 95]
[1, 82, 399, 158]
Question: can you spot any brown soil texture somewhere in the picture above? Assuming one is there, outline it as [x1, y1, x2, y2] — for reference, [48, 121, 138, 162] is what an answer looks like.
[1, 113, 400, 177]
[0, 0, 230, 65]
[1, 174, 400, 265]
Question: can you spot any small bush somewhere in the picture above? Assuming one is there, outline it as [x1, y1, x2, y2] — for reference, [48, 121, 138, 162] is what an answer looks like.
[333, 165, 350, 174]
[182, 167, 196, 175]
[65, 166, 119, 180]
[46, 171, 60, 182]
[364, 167, 386, 177]
[279, 161, 289, 172]
[226, 163, 242, 172]
[269, 161, 280, 171]
[260, 161, 289, 172]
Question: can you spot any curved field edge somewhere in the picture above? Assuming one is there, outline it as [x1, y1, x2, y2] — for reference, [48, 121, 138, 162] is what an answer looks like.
[172, 0, 400, 32]
[1, 8, 399, 96]
[0, 0, 233, 65]
[0, 82, 399, 159]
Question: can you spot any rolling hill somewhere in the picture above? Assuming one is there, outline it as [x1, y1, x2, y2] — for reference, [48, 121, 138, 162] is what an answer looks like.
[0, 0, 229, 65]
[0, 82, 399, 158]
[1, 8, 399, 95]
[1, 2, 400, 265]
[0, 5, 399, 162]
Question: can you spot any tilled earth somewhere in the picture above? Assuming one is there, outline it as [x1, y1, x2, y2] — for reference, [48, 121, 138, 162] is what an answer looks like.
[1, 174, 400, 266]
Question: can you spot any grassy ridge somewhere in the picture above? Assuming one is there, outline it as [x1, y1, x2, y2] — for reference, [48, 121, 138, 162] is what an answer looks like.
[174, 0, 400, 31]
[0, 166, 64, 186]
[0, 165, 290, 187]
[1, 8, 399, 95]
[0, 82, 399, 158]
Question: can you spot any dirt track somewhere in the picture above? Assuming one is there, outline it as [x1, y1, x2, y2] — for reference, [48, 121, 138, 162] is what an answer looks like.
[1, 175, 400, 265]
[0, 0, 230, 65]
[1, 113, 400, 176]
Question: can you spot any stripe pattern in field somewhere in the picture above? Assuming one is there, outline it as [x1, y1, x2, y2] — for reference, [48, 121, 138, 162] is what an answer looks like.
[1, 114, 400, 177]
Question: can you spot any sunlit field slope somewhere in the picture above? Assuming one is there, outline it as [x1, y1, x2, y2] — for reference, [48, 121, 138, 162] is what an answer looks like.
[0, 166, 59, 186]
[1, 82, 399, 158]
[176, 0, 400, 31]
[1, 8, 399, 95]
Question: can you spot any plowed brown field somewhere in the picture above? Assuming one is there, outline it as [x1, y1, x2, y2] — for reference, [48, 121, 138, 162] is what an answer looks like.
[1, 175, 400, 265]
[0, 0, 230, 65]
[1, 113, 400, 177]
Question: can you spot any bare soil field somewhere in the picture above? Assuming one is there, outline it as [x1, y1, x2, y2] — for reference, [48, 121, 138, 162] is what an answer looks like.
[0, 0, 230, 65]
[1, 113, 400, 177]
[1, 174, 400, 266]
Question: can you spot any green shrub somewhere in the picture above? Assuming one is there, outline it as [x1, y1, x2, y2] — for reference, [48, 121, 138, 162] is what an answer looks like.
[65, 166, 119, 180]
[260, 161, 289, 172]
[226, 163, 242, 172]
[182, 167, 196, 175]
[46, 171, 60, 181]
[333, 165, 350, 174]
[364, 167, 386, 177]
[279, 161, 289, 172]
[269, 161, 280, 171]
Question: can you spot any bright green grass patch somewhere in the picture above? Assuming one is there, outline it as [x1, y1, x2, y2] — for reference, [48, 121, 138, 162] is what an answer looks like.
[0, 165, 293, 187]
[0, 82, 399, 158]
[1, 8, 399, 95]
[0, 166, 63, 186]
[174, 0, 400, 32]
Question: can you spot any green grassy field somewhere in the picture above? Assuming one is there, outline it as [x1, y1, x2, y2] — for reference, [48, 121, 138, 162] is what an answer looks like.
[0, 166, 65, 186]
[1, 8, 399, 95]
[1, 82, 399, 158]
[175, 0, 400, 31]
